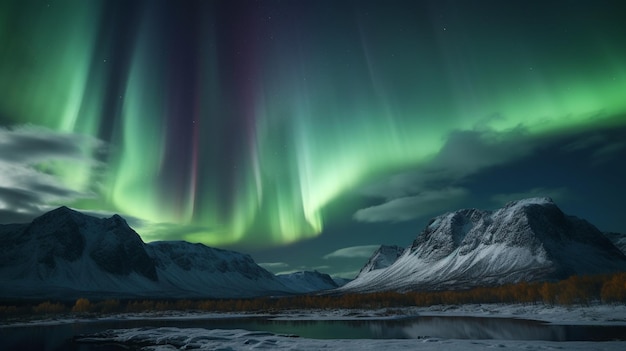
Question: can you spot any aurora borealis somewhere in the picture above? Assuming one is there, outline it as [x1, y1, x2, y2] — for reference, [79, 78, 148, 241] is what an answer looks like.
[1, 0, 626, 277]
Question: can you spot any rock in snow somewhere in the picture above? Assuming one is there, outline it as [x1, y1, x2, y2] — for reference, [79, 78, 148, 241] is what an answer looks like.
[341, 197, 626, 293]
[0, 207, 292, 299]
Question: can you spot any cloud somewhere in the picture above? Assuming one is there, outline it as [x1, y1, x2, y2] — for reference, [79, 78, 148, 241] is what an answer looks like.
[323, 245, 380, 259]
[274, 269, 301, 275]
[491, 187, 570, 206]
[138, 222, 219, 243]
[359, 127, 534, 200]
[434, 126, 533, 175]
[0, 185, 84, 223]
[0, 125, 105, 223]
[561, 131, 626, 165]
[77, 208, 149, 231]
[354, 126, 536, 223]
[258, 262, 290, 270]
[354, 187, 468, 222]
[561, 133, 606, 152]
[592, 141, 626, 163]
[0, 125, 105, 164]
[257, 262, 294, 275]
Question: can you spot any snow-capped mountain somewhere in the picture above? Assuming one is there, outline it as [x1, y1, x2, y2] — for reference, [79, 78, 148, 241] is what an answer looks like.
[341, 198, 626, 293]
[0, 207, 292, 299]
[356, 245, 405, 277]
[276, 271, 338, 293]
[147, 241, 293, 298]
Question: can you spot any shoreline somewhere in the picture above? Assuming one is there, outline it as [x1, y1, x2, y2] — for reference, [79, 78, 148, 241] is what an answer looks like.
[3, 302, 626, 327]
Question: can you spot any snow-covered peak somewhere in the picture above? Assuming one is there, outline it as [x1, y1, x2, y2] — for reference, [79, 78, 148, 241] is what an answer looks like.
[409, 198, 566, 257]
[342, 198, 626, 293]
[503, 197, 554, 209]
[29, 205, 88, 229]
[148, 240, 276, 280]
[0, 207, 293, 299]
[39, 205, 80, 218]
[107, 213, 131, 227]
[357, 245, 405, 277]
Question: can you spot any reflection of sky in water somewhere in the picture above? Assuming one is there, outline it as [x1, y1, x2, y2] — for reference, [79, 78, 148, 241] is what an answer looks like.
[4, 316, 626, 351]
[379, 317, 567, 341]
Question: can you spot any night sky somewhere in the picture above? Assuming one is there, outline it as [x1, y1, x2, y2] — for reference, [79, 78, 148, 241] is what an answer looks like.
[1, 0, 625, 278]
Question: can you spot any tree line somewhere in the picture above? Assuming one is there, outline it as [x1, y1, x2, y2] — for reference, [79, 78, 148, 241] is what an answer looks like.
[1, 272, 625, 317]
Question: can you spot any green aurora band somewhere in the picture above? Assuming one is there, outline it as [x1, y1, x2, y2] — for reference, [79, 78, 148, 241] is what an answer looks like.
[1, 0, 625, 246]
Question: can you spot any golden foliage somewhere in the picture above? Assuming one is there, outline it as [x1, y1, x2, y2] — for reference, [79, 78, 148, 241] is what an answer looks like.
[32, 301, 66, 314]
[71, 298, 91, 313]
[601, 272, 626, 303]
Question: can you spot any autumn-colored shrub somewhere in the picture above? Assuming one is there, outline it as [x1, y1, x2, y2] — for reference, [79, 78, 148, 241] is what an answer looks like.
[539, 281, 557, 305]
[0, 305, 20, 316]
[33, 301, 66, 314]
[601, 272, 626, 303]
[71, 298, 91, 313]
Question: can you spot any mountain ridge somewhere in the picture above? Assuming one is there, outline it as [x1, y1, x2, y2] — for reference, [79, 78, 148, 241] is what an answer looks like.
[277, 271, 339, 293]
[2, 199, 625, 299]
[0, 207, 293, 299]
[356, 245, 405, 277]
[341, 197, 626, 293]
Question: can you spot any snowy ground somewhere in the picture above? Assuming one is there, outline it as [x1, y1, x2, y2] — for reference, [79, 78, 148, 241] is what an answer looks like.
[77, 327, 626, 351]
[5, 303, 626, 351]
[7, 302, 626, 327]
[268, 303, 626, 325]
[412, 303, 626, 325]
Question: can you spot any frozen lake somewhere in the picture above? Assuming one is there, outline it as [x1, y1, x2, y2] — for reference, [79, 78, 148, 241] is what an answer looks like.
[2, 315, 626, 351]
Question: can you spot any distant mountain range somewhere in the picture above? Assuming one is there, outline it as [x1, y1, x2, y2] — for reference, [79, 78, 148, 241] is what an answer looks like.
[277, 271, 339, 293]
[1, 198, 625, 299]
[341, 197, 626, 293]
[0, 207, 329, 299]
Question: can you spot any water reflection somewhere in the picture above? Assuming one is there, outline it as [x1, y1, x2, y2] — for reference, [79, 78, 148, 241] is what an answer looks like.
[394, 316, 566, 340]
[1, 315, 625, 351]
[246, 317, 569, 340]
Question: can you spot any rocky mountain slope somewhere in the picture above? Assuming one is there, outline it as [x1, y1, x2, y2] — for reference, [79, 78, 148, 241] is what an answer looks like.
[341, 198, 626, 293]
[356, 245, 405, 277]
[0, 207, 292, 299]
[604, 232, 626, 254]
